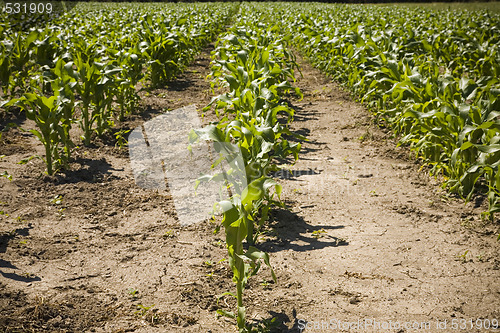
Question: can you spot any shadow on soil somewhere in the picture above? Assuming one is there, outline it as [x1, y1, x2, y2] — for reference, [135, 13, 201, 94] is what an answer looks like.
[0, 224, 40, 283]
[166, 78, 196, 92]
[274, 168, 321, 180]
[282, 104, 328, 156]
[248, 308, 302, 333]
[0, 107, 26, 130]
[287, 100, 321, 123]
[259, 208, 348, 253]
[57, 157, 121, 184]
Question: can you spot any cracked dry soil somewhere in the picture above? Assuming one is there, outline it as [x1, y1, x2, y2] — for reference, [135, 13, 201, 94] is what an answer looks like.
[0, 46, 499, 333]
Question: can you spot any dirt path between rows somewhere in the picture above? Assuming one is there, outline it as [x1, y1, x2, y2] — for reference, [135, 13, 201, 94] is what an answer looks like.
[270, 55, 499, 332]
[0, 46, 498, 333]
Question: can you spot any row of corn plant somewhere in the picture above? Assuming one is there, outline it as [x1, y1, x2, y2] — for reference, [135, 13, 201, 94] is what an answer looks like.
[0, 3, 236, 175]
[188, 5, 303, 332]
[272, 3, 500, 220]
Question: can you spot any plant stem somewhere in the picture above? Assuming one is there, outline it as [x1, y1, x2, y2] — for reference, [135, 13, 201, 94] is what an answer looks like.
[236, 277, 245, 332]
[235, 232, 246, 332]
[45, 139, 53, 176]
[246, 220, 254, 246]
[82, 105, 91, 146]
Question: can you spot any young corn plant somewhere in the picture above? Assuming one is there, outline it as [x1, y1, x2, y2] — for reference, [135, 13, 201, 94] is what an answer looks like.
[13, 93, 74, 175]
[190, 6, 304, 331]
[0, 30, 40, 97]
[4, 56, 79, 176]
[111, 50, 144, 121]
[206, 16, 303, 245]
[190, 126, 281, 332]
[72, 43, 122, 145]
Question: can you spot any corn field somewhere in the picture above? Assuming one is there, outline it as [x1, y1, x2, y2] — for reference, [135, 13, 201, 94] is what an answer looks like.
[0, 2, 499, 332]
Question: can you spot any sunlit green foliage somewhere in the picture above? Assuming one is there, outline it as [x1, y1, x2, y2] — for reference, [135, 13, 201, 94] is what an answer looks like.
[189, 5, 303, 332]
[0, 2, 235, 173]
[273, 3, 500, 219]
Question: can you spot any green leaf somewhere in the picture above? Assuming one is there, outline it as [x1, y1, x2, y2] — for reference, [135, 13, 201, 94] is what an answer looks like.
[0, 171, 12, 181]
[475, 144, 500, 154]
[241, 178, 266, 207]
[190, 125, 225, 143]
[217, 309, 236, 319]
[18, 155, 40, 165]
[460, 141, 474, 151]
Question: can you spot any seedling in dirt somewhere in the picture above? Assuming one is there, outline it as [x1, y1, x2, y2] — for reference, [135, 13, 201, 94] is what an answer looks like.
[50, 195, 63, 205]
[312, 229, 327, 239]
[369, 190, 378, 197]
[260, 280, 271, 290]
[134, 303, 154, 316]
[163, 230, 175, 238]
[17, 155, 41, 166]
[12, 90, 75, 174]
[1, 171, 12, 181]
[135, 304, 159, 324]
[19, 240, 27, 245]
[14, 216, 25, 223]
[191, 10, 302, 331]
[247, 317, 279, 333]
[458, 250, 469, 263]
[127, 288, 139, 298]
[204, 260, 215, 268]
[114, 129, 130, 149]
[57, 208, 66, 218]
[212, 239, 224, 248]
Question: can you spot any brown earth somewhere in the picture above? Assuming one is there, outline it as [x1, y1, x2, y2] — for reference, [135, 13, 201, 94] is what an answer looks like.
[0, 45, 499, 333]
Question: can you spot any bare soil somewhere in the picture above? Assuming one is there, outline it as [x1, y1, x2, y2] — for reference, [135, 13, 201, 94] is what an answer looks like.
[0, 46, 499, 333]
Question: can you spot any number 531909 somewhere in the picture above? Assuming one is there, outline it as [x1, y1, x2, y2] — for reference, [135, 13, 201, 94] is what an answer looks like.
[3, 2, 53, 14]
